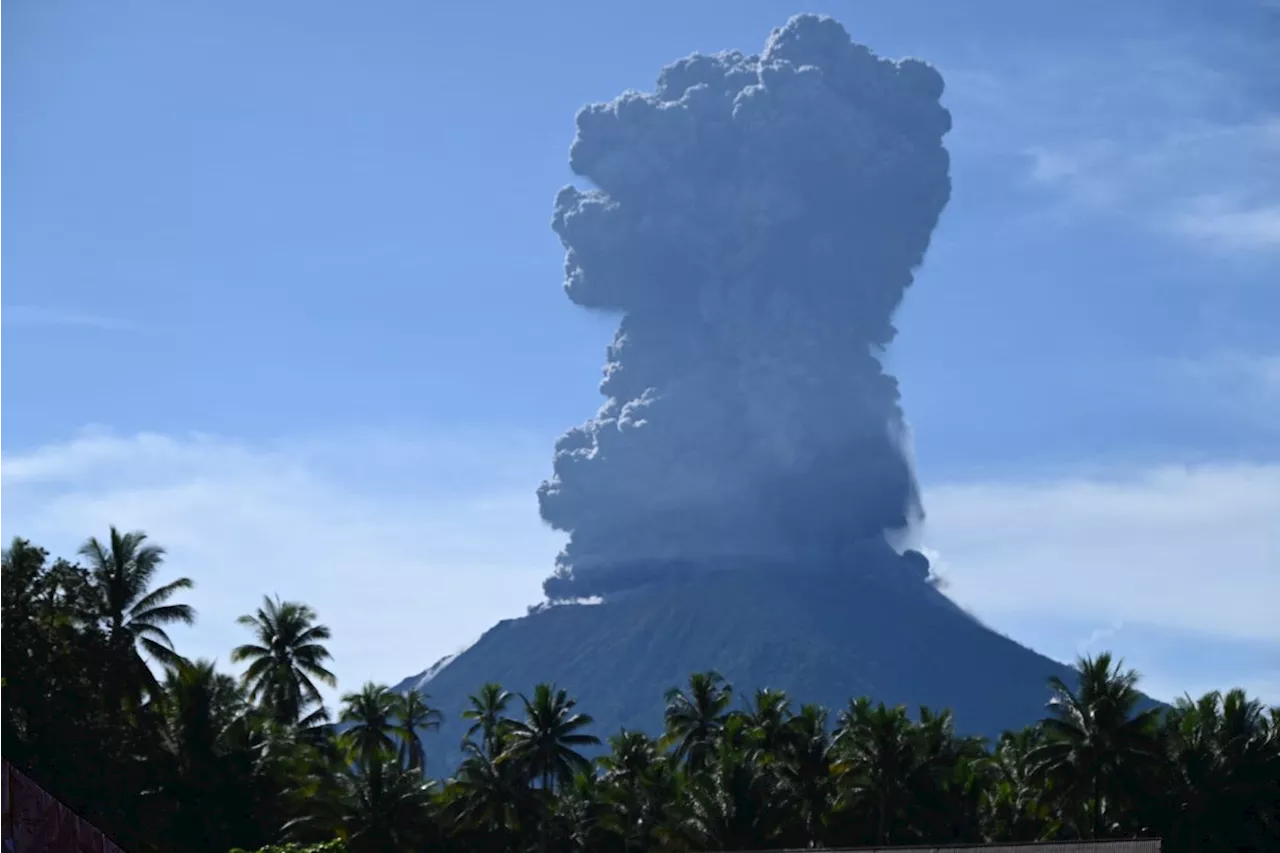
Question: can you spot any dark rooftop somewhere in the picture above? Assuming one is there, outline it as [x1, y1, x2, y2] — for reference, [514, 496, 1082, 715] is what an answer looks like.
[726, 841, 1162, 853]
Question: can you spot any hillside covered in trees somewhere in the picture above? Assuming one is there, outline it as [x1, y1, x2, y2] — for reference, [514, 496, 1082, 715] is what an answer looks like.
[3, 528, 1277, 853]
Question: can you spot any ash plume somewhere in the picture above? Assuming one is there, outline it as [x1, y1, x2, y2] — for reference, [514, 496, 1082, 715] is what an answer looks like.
[538, 15, 951, 600]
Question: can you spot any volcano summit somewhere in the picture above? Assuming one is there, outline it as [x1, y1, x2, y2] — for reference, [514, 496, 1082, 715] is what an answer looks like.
[397, 15, 1075, 765]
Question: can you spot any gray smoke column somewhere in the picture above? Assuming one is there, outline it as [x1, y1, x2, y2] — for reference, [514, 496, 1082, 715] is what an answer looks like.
[539, 15, 951, 600]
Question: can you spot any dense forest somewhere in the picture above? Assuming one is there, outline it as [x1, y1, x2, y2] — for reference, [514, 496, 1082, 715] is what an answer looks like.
[3, 528, 1278, 853]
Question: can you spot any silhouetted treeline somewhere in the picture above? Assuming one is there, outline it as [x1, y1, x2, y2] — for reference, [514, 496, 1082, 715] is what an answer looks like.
[3, 530, 1278, 853]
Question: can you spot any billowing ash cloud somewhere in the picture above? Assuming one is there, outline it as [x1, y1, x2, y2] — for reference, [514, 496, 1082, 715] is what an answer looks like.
[538, 15, 951, 600]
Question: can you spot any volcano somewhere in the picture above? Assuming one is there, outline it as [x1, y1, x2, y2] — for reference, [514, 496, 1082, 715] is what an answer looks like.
[394, 16, 1079, 766]
[397, 554, 1076, 771]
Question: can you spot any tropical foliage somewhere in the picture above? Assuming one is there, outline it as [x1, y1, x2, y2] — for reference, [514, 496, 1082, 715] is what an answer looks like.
[4, 531, 1278, 853]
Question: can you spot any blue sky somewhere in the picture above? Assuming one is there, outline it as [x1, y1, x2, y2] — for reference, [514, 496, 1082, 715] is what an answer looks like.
[4, 0, 1278, 707]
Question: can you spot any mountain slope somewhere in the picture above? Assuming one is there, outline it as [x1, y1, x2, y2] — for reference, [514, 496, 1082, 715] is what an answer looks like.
[397, 562, 1079, 773]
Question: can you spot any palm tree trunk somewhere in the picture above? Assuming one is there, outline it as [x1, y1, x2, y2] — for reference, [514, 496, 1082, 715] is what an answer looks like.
[877, 789, 889, 845]
[1091, 773, 1101, 839]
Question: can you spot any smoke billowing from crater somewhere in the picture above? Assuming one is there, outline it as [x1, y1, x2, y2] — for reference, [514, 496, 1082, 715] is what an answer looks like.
[538, 15, 951, 600]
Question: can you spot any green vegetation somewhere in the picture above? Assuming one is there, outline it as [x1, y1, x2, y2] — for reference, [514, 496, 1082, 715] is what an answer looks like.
[4, 530, 1278, 853]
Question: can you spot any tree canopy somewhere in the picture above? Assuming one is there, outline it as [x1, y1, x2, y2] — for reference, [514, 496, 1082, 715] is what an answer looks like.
[4, 531, 1277, 853]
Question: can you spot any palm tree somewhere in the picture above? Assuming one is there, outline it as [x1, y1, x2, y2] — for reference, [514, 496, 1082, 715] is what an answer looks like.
[339, 683, 399, 771]
[1029, 652, 1162, 838]
[776, 704, 834, 847]
[547, 771, 610, 853]
[78, 527, 195, 699]
[446, 740, 536, 849]
[149, 659, 251, 852]
[1158, 688, 1280, 852]
[598, 729, 663, 788]
[231, 595, 336, 726]
[156, 659, 246, 763]
[597, 729, 677, 851]
[682, 716, 785, 851]
[662, 671, 733, 771]
[908, 706, 988, 844]
[462, 682, 513, 759]
[292, 757, 436, 853]
[981, 727, 1059, 842]
[393, 688, 443, 773]
[736, 687, 794, 759]
[224, 710, 325, 846]
[503, 683, 601, 792]
[830, 698, 919, 846]
[2, 538, 50, 615]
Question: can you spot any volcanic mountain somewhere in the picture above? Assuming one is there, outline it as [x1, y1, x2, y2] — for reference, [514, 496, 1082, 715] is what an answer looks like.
[393, 16, 1081, 768]
[395, 553, 1076, 772]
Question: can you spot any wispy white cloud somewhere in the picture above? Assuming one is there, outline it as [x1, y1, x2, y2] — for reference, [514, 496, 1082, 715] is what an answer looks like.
[924, 463, 1280, 704]
[1077, 620, 1126, 657]
[1019, 119, 1279, 253]
[1172, 196, 1280, 254]
[947, 40, 1280, 256]
[2, 305, 131, 330]
[924, 463, 1280, 644]
[0, 429, 563, 700]
[1179, 352, 1280, 395]
[1158, 351, 1280, 431]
